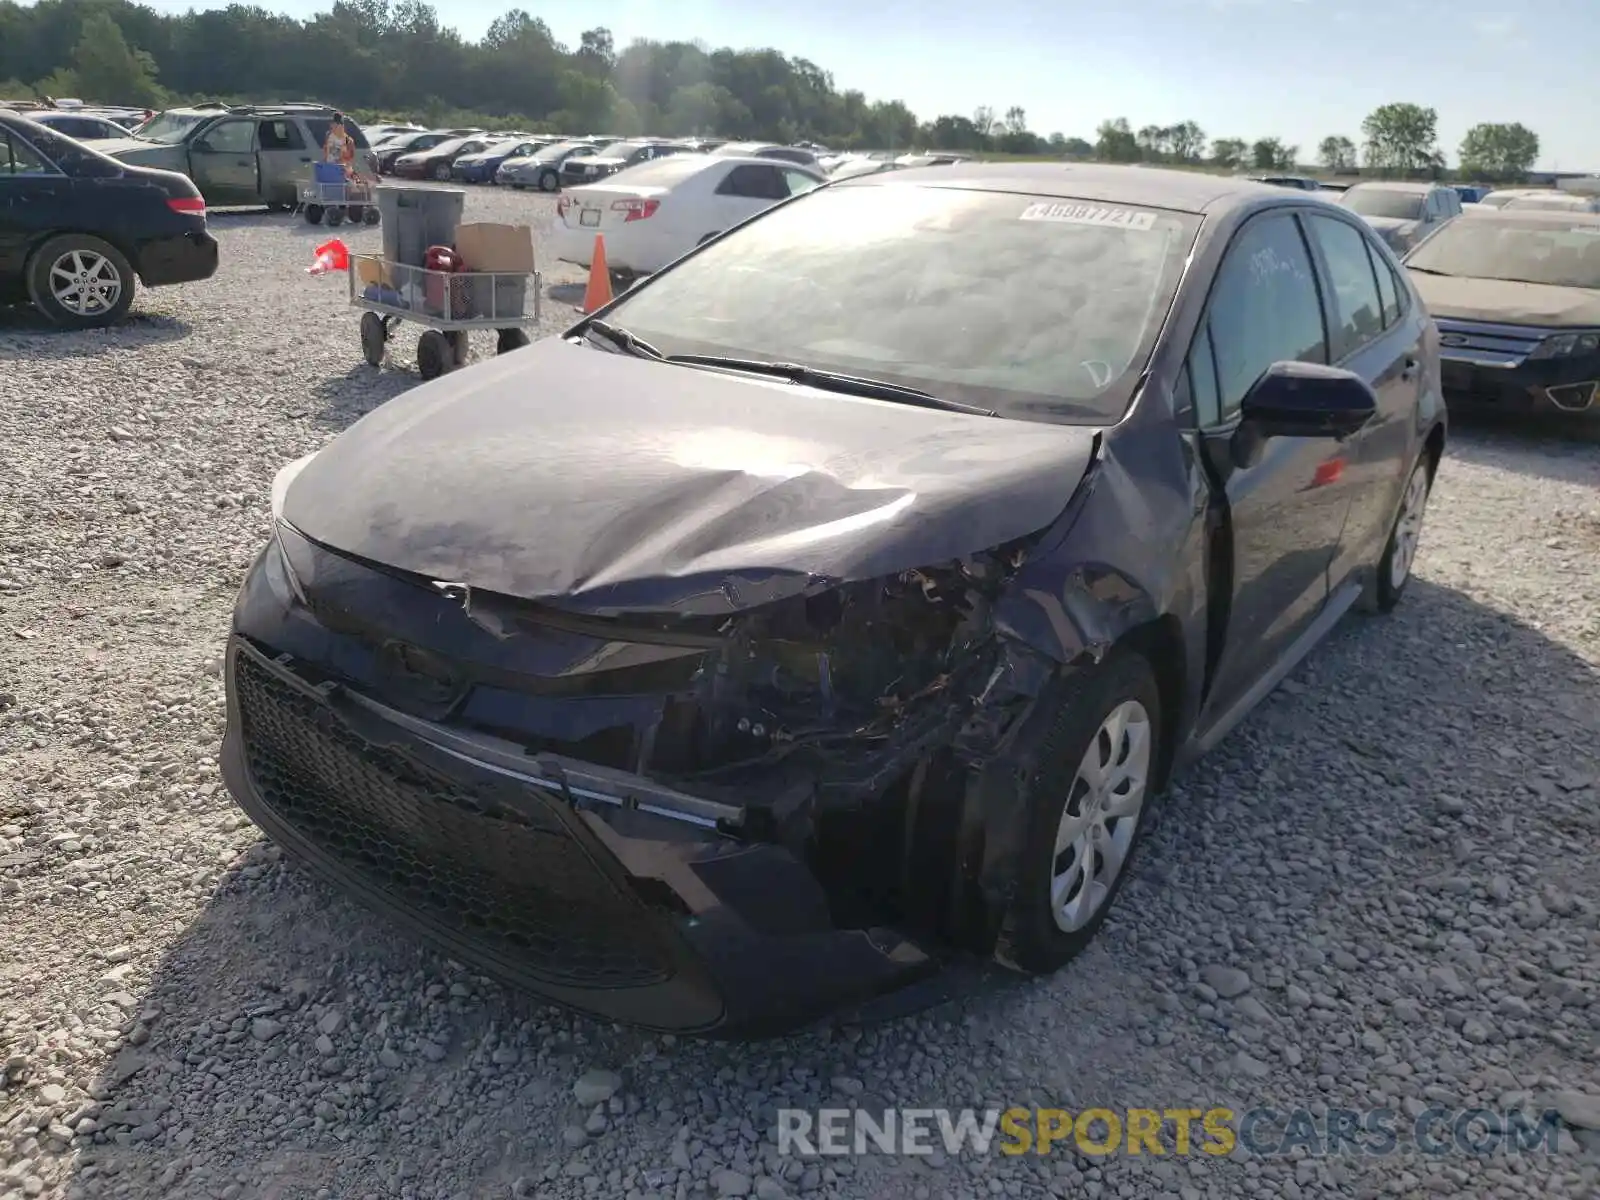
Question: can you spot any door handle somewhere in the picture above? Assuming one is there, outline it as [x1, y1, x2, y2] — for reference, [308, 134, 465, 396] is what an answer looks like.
[236, 159, 251, 167]
[1400, 358, 1419, 382]
[299, 156, 312, 163]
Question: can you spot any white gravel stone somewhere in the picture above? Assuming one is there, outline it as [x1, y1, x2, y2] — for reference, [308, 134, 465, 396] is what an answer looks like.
[0, 185, 1597, 1200]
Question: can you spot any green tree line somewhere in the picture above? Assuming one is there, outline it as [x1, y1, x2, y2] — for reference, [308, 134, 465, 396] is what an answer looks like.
[0, 0, 1544, 179]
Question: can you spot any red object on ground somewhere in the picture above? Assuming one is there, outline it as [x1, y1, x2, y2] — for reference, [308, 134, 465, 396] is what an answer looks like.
[306, 238, 349, 275]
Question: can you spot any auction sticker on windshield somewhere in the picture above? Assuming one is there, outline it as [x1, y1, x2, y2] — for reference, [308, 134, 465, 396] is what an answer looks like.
[1020, 202, 1158, 231]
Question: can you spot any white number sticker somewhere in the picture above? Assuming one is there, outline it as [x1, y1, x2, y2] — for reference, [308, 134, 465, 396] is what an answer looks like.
[1019, 202, 1158, 231]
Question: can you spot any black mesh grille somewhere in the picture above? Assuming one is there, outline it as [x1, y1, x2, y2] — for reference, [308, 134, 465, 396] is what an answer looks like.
[234, 651, 673, 988]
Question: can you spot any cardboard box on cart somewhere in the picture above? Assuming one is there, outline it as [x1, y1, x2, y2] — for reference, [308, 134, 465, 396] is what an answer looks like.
[454, 223, 534, 322]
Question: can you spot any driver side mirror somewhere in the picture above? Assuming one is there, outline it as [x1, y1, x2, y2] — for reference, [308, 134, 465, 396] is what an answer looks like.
[1239, 360, 1376, 439]
[1228, 361, 1375, 469]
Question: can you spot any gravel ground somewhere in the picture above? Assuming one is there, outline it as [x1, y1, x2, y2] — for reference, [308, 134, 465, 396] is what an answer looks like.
[1, 185, 1598, 1200]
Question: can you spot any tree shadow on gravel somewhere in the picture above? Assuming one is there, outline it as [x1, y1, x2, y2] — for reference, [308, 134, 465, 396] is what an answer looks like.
[57, 577, 1599, 1199]
[1445, 411, 1600, 487]
[0, 309, 191, 356]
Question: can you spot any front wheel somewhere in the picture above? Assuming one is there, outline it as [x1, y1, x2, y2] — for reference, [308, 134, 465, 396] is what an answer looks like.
[433, 163, 452, 181]
[497, 327, 530, 355]
[994, 650, 1163, 975]
[538, 171, 559, 193]
[27, 234, 136, 329]
[416, 329, 450, 380]
[324, 208, 346, 228]
[1369, 457, 1432, 613]
[304, 203, 325, 225]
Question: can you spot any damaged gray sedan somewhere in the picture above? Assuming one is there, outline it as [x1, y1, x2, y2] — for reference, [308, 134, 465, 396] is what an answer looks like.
[222, 164, 1446, 1035]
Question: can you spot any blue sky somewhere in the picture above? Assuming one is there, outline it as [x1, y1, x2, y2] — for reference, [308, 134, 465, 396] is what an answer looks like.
[135, 0, 1592, 168]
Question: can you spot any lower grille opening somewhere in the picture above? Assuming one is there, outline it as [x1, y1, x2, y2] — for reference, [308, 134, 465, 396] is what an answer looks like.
[1545, 382, 1597, 412]
[234, 651, 673, 988]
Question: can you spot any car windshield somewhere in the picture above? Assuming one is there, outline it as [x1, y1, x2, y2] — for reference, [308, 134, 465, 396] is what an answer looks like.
[419, 135, 472, 156]
[135, 110, 206, 143]
[1405, 219, 1600, 289]
[597, 141, 650, 159]
[1341, 189, 1426, 220]
[597, 184, 1200, 425]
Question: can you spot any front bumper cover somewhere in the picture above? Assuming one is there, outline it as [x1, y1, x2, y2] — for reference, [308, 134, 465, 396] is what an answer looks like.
[1440, 353, 1600, 415]
[220, 636, 940, 1037]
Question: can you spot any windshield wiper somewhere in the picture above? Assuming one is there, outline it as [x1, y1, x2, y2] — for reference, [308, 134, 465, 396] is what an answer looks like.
[660, 354, 999, 417]
[582, 319, 665, 360]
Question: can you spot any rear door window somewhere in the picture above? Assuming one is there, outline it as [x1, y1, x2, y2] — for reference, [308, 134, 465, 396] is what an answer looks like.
[1, 131, 58, 175]
[257, 119, 304, 151]
[717, 164, 787, 200]
[1304, 214, 1386, 360]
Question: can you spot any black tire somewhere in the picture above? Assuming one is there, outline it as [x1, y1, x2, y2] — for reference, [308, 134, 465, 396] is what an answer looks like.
[416, 329, 450, 380]
[363, 207, 381, 226]
[433, 163, 452, 181]
[304, 204, 325, 225]
[360, 312, 387, 367]
[26, 234, 136, 329]
[539, 171, 559, 193]
[497, 327, 530, 354]
[993, 650, 1164, 975]
[325, 208, 346, 228]
[266, 200, 294, 213]
[1368, 456, 1432, 614]
[445, 329, 470, 366]
[345, 204, 365, 224]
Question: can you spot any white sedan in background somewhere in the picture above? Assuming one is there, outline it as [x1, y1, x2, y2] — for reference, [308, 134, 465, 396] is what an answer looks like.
[549, 154, 826, 277]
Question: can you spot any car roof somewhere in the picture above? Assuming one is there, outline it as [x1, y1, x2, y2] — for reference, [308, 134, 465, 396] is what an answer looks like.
[838, 161, 1307, 216]
[1455, 207, 1600, 229]
[1344, 180, 1438, 194]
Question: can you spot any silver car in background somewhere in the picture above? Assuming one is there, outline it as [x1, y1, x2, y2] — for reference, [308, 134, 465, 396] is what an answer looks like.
[1338, 181, 1463, 253]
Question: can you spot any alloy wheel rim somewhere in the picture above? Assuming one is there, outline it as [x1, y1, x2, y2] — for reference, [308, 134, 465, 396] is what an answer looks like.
[1390, 466, 1430, 589]
[1051, 699, 1152, 933]
[50, 250, 121, 317]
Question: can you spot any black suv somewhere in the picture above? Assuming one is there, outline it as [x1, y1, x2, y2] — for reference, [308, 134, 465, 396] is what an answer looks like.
[558, 140, 684, 187]
[1, 112, 218, 327]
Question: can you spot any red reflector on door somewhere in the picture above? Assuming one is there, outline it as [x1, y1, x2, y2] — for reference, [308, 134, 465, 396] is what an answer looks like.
[167, 197, 206, 215]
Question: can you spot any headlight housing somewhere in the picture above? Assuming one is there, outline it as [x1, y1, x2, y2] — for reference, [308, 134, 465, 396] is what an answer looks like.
[266, 452, 318, 605]
[1528, 331, 1600, 360]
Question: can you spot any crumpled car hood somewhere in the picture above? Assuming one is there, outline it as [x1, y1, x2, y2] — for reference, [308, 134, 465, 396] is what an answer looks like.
[1410, 273, 1600, 327]
[282, 339, 1101, 615]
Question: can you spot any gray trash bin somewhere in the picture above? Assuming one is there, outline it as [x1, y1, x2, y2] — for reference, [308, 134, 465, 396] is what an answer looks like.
[377, 186, 466, 267]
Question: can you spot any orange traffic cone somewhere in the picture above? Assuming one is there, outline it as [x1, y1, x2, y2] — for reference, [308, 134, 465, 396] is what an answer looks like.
[581, 234, 613, 313]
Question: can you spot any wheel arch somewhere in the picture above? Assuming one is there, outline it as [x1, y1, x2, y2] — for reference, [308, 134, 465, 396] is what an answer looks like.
[25, 228, 142, 279]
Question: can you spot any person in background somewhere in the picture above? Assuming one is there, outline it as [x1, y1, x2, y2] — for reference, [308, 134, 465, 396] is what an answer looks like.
[323, 111, 357, 178]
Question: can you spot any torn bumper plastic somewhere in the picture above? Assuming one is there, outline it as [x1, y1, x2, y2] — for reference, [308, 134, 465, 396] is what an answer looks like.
[220, 637, 940, 1036]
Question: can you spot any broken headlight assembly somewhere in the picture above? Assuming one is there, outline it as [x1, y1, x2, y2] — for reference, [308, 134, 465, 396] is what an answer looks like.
[658, 548, 1026, 782]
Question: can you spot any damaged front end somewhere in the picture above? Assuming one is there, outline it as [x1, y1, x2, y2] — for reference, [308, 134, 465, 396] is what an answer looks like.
[221, 519, 1065, 1035]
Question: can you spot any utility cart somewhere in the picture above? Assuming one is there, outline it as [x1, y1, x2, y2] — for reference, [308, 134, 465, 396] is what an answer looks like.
[348, 252, 539, 380]
[299, 164, 381, 226]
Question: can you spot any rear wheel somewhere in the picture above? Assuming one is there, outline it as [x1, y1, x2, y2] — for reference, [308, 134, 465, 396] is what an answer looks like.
[1369, 457, 1432, 613]
[993, 650, 1163, 975]
[363, 207, 380, 226]
[325, 208, 346, 227]
[346, 203, 365, 224]
[27, 234, 136, 329]
[432, 163, 452, 181]
[539, 171, 559, 193]
[304, 204, 325, 225]
[497, 327, 530, 355]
